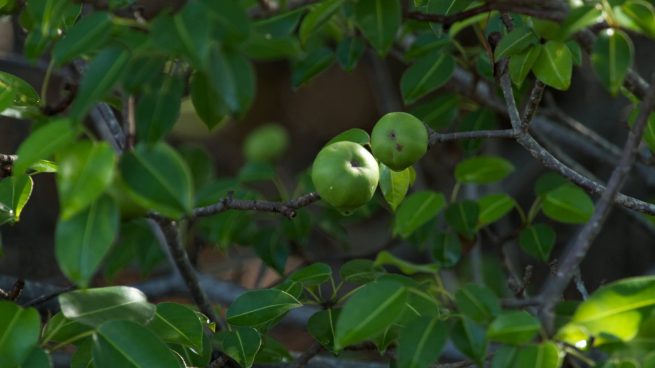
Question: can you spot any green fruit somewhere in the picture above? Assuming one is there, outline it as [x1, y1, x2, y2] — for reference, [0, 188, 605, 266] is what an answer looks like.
[371, 112, 428, 171]
[312, 141, 379, 211]
[244, 123, 289, 162]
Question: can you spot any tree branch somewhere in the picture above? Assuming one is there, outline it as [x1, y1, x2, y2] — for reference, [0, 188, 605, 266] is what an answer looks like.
[538, 74, 655, 328]
[192, 192, 321, 219]
[405, 2, 566, 26]
[429, 128, 517, 146]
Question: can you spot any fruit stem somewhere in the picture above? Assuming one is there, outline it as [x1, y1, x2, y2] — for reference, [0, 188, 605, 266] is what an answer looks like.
[450, 182, 462, 203]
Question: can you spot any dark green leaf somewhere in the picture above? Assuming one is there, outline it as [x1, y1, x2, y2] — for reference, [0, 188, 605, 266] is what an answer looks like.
[147, 303, 203, 351]
[0, 302, 40, 367]
[591, 29, 634, 95]
[393, 191, 446, 238]
[455, 283, 501, 324]
[355, 0, 401, 55]
[542, 184, 594, 224]
[254, 336, 292, 364]
[379, 164, 411, 212]
[55, 195, 119, 287]
[190, 72, 228, 130]
[93, 320, 179, 368]
[340, 259, 378, 283]
[0, 175, 33, 223]
[226, 289, 302, 327]
[397, 317, 447, 368]
[199, 0, 250, 43]
[445, 200, 479, 238]
[334, 280, 407, 350]
[494, 27, 537, 59]
[374, 251, 439, 275]
[519, 223, 556, 262]
[57, 141, 116, 219]
[454, 156, 514, 184]
[41, 312, 91, 345]
[532, 41, 572, 91]
[172, 1, 211, 68]
[136, 74, 184, 143]
[451, 317, 487, 364]
[299, 0, 344, 44]
[119, 142, 193, 219]
[59, 286, 155, 327]
[292, 47, 334, 87]
[534, 172, 568, 197]
[290, 262, 332, 285]
[622, 0, 655, 38]
[428, 0, 472, 15]
[556, 5, 602, 40]
[401, 51, 455, 104]
[0, 71, 40, 113]
[487, 311, 541, 344]
[207, 47, 255, 116]
[509, 45, 541, 86]
[308, 309, 340, 351]
[513, 342, 562, 368]
[411, 94, 459, 130]
[478, 193, 515, 227]
[336, 36, 365, 71]
[53, 11, 113, 64]
[21, 346, 52, 368]
[220, 327, 261, 368]
[14, 118, 79, 175]
[430, 231, 461, 267]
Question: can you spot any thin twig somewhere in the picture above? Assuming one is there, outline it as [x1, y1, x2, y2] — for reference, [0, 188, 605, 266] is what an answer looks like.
[192, 192, 320, 219]
[289, 342, 324, 368]
[538, 73, 655, 331]
[429, 129, 517, 146]
[522, 80, 545, 130]
[25, 284, 76, 307]
[405, 3, 566, 26]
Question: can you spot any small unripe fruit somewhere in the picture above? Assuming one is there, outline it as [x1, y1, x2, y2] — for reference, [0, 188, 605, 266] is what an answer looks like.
[371, 112, 428, 171]
[311, 141, 379, 211]
[244, 123, 289, 163]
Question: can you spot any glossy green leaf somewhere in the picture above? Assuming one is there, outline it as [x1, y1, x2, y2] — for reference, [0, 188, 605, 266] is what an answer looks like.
[542, 184, 594, 224]
[0, 302, 40, 367]
[41, 312, 91, 345]
[557, 5, 602, 40]
[411, 93, 459, 129]
[428, 0, 471, 15]
[57, 141, 115, 219]
[0, 71, 39, 117]
[445, 200, 479, 238]
[207, 47, 255, 116]
[487, 311, 541, 344]
[534, 172, 568, 197]
[451, 317, 487, 364]
[70, 47, 130, 119]
[430, 232, 461, 267]
[21, 346, 52, 368]
[243, 34, 302, 61]
[532, 41, 572, 91]
[509, 45, 541, 86]
[379, 164, 411, 212]
[393, 191, 446, 238]
[622, 0, 655, 38]
[0, 175, 33, 223]
[514, 342, 562, 368]
[591, 29, 634, 95]
[136, 75, 184, 143]
[455, 156, 514, 184]
[226, 289, 302, 327]
[355, 0, 401, 55]
[401, 51, 455, 104]
[289, 262, 332, 285]
[53, 11, 112, 64]
[199, 0, 250, 43]
[397, 317, 447, 368]
[478, 193, 515, 227]
[334, 280, 407, 349]
[292, 47, 334, 87]
[339, 259, 378, 283]
[254, 336, 292, 364]
[147, 303, 203, 351]
[326, 128, 370, 146]
[374, 251, 439, 275]
[220, 327, 261, 368]
[494, 27, 537, 59]
[14, 118, 78, 175]
[29, 160, 58, 174]
[59, 286, 155, 327]
[519, 223, 556, 262]
[119, 142, 193, 219]
[172, 1, 211, 68]
[308, 309, 340, 351]
[190, 72, 228, 130]
[55, 195, 119, 287]
[93, 320, 179, 368]
[299, 0, 344, 44]
[336, 36, 365, 71]
[455, 283, 501, 324]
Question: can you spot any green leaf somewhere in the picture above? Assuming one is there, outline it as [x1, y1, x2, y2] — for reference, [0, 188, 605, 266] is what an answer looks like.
[400, 51, 455, 104]
[243, 34, 302, 61]
[299, 0, 344, 45]
[379, 164, 411, 212]
[445, 200, 479, 238]
[0, 71, 40, 116]
[199, 0, 250, 43]
[59, 286, 155, 327]
[70, 47, 130, 119]
[430, 232, 461, 267]
[93, 320, 179, 368]
[455, 283, 501, 324]
[21, 346, 52, 368]
[542, 184, 594, 224]
[147, 303, 203, 352]
[289, 262, 332, 286]
[451, 317, 487, 364]
[207, 47, 255, 116]
[397, 317, 447, 368]
[339, 259, 378, 283]
[190, 72, 228, 130]
[534, 172, 568, 197]
[591, 29, 634, 95]
[41, 312, 91, 345]
[354, 0, 401, 55]
[0, 175, 33, 223]
[0, 302, 40, 367]
[172, 1, 211, 68]
[622, 0, 655, 38]
[14, 118, 79, 175]
[374, 251, 439, 275]
[334, 280, 407, 350]
[556, 5, 602, 40]
[226, 289, 302, 327]
[532, 41, 572, 91]
[254, 336, 292, 364]
[411, 93, 459, 129]
[514, 342, 562, 368]
[55, 195, 119, 287]
[509, 45, 541, 86]
[308, 309, 340, 351]
[478, 193, 515, 227]
[454, 155, 514, 184]
[487, 311, 541, 344]
[326, 128, 370, 146]
[519, 223, 556, 262]
[292, 47, 334, 87]
[57, 141, 115, 219]
[494, 27, 537, 59]
[336, 36, 365, 71]
[428, 0, 472, 15]
[393, 191, 446, 238]
[220, 327, 261, 368]
[119, 142, 193, 219]
[136, 75, 184, 143]
[29, 160, 58, 174]
[52, 11, 113, 65]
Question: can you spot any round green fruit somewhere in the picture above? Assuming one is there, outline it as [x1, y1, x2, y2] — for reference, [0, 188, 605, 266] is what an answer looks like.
[371, 112, 428, 171]
[311, 141, 379, 211]
[244, 123, 289, 163]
